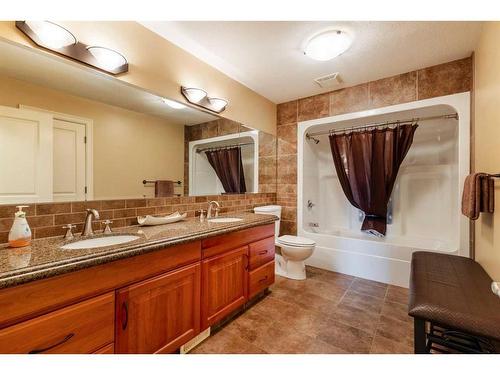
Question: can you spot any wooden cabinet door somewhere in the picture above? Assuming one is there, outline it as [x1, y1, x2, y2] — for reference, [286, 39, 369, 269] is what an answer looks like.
[201, 246, 248, 330]
[115, 263, 201, 354]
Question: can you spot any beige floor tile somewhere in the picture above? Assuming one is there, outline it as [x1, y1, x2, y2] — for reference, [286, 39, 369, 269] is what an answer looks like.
[339, 290, 385, 314]
[350, 277, 388, 299]
[316, 318, 374, 353]
[380, 300, 412, 324]
[370, 333, 414, 354]
[375, 315, 414, 347]
[386, 285, 410, 305]
[329, 304, 381, 334]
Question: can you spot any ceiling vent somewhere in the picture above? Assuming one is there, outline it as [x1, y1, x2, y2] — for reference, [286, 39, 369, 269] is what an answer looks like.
[314, 72, 342, 88]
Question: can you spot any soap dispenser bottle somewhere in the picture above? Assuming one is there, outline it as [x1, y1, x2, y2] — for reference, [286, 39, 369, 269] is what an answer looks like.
[8, 206, 32, 248]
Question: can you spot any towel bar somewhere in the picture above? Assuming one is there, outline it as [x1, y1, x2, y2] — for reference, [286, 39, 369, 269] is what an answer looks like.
[142, 180, 182, 185]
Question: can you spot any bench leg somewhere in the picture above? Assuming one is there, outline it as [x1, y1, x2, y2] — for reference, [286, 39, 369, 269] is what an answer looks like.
[414, 318, 427, 354]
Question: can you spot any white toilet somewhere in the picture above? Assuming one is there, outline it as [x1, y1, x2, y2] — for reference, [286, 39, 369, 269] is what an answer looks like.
[253, 205, 315, 280]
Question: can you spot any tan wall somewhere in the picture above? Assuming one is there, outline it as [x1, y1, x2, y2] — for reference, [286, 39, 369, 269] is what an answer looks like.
[473, 22, 500, 280]
[0, 73, 185, 199]
[0, 21, 277, 135]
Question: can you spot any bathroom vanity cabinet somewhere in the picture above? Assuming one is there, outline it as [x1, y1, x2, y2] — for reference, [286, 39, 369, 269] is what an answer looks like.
[0, 223, 275, 354]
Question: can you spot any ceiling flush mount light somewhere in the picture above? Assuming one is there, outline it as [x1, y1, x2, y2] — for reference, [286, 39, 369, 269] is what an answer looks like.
[87, 46, 127, 71]
[181, 86, 228, 113]
[24, 21, 76, 49]
[162, 98, 186, 109]
[304, 30, 352, 61]
[15, 21, 128, 75]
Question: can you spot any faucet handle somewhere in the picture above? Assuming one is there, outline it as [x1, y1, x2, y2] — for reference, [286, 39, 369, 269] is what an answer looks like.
[102, 220, 113, 234]
[62, 224, 76, 240]
[215, 207, 220, 217]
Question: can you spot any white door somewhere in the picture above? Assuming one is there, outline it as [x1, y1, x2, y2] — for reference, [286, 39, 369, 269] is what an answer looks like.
[53, 119, 87, 201]
[0, 106, 53, 203]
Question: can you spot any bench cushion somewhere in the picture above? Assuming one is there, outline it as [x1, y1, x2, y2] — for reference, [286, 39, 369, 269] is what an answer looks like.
[409, 251, 500, 341]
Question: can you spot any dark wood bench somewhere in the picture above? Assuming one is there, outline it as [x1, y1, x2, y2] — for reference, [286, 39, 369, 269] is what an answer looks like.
[408, 251, 500, 353]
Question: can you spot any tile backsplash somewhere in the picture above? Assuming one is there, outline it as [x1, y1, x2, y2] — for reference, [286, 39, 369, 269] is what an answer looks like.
[0, 193, 276, 244]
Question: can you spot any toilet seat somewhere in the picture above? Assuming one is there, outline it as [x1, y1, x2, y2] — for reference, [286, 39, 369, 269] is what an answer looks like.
[277, 235, 316, 247]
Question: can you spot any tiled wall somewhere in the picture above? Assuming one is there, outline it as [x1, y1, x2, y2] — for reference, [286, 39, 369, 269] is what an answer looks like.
[0, 193, 276, 244]
[276, 57, 473, 235]
[184, 118, 277, 195]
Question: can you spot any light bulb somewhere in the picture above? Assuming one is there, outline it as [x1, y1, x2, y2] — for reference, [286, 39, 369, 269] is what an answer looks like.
[182, 87, 207, 103]
[87, 46, 127, 71]
[208, 98, 228, 112]
[25, 21, 76, 49]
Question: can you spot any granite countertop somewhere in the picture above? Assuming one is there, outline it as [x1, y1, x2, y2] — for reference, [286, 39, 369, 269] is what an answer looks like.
[0, 212, 276, 290]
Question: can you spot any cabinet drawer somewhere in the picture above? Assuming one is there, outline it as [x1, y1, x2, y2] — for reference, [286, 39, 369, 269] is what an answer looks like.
[0, 292, 114, 354]
[248, 236, 275, 270]
[248, 260, 275, 300]
[202, 223, 274, 258]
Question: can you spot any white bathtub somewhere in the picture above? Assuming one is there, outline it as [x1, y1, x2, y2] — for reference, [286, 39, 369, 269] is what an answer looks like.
[297, 93, 470, 287]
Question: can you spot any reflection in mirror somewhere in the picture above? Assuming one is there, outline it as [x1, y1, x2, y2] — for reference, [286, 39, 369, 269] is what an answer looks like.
[0, 39, 277, 204]
[185, 119, 257, 196]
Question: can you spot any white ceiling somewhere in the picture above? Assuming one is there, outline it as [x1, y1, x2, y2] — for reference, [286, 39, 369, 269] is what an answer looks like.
[140, 21, 483, 103]
[0, 39, 218, 125]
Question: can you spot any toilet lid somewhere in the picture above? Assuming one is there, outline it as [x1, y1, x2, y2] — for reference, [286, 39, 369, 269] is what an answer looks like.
[278, 235, 316, 247]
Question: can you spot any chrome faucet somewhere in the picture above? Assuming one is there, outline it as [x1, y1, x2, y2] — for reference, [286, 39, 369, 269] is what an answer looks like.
[207, 201, 220, 219]
[81, 208, 100, 236]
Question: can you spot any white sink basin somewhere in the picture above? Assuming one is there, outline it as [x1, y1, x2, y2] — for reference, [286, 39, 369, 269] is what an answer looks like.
[208, 217, 243, 223]
[61, 235, 140, 250]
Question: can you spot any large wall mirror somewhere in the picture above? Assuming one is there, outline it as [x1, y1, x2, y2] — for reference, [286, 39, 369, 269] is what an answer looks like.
[0, 39, 277, 204]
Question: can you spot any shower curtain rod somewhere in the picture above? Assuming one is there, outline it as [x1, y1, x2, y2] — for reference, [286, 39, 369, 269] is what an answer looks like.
[305, 113, 458, 139]
[196, 142, 254, 153]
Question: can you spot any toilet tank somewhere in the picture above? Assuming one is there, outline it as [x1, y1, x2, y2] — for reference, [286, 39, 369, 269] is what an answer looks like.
[253, 205, 281, 240]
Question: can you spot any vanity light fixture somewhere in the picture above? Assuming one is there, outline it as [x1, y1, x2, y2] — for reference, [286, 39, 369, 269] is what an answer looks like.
[304, 29, 352, 61]
[15, 21, 129, 75]
[24, 21, 76, 49]
[162, 98, 186, 109]
[181, 87, 207, 103]
[180, 86, 228, 113]
[207, 98, 228, 113]
[86, 46, 127, 71]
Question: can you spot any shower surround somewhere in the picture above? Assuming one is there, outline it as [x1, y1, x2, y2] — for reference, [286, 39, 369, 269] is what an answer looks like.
[276, 57, 472, 237]
[298, 93, 470, 287]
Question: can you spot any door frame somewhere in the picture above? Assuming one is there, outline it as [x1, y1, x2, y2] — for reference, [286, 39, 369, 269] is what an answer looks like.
[19, 105, 94, 200]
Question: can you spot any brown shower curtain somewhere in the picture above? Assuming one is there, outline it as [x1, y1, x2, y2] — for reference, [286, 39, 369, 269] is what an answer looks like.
[205, 147, 247, 193]
[329, 124, 418, 237]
